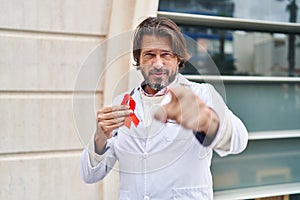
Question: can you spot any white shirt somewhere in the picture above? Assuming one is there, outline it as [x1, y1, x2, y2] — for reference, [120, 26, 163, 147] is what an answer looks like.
[80, 74, 248, 200]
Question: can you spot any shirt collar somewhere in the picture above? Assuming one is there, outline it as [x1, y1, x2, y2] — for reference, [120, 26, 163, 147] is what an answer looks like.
[139, 83, 169, 97]
[139, 74, 191, 97]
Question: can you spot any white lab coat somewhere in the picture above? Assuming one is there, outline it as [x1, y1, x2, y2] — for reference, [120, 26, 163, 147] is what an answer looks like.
[80, 74, 248, 200]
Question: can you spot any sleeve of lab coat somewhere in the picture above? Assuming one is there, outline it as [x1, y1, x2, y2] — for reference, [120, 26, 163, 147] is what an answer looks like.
[194, 83, 248, 157]
[80, 138, 117, 184]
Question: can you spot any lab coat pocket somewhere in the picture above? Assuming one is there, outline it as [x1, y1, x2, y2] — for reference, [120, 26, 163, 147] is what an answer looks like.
[172, 186, 209, 200]
[119, 190, 130, 200]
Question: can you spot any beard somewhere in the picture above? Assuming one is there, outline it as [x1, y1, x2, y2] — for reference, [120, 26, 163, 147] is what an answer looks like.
[141, 67, 178, 91]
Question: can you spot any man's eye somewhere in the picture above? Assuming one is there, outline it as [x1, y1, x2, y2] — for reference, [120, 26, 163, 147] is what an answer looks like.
[162, 52, 174, 57]
[144, 53, 154, 57]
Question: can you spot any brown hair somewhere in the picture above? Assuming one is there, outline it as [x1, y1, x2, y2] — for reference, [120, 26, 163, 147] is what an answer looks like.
[132, 17, 190, 69]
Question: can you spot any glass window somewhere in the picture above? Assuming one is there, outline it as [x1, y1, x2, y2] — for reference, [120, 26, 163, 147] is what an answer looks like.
[212, 138, 300, 191]
[159, 0, 300, 77]
[159, 0, 300, 198]
[179, 27, 300, 77]
[224, 82, 300, 132]
[159, 0, 299, 23]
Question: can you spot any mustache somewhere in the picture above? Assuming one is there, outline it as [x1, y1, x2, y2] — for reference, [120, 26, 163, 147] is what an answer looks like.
[136, 65, 171, 71]
[149, 68, 168, 74]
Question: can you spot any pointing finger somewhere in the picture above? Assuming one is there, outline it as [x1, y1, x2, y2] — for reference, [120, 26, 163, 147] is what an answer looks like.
[154, 90, 180, 122]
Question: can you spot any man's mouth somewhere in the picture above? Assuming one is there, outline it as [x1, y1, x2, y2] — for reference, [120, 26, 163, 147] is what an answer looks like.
[152, 72, 165, 78]
[150, 69, 167, 78]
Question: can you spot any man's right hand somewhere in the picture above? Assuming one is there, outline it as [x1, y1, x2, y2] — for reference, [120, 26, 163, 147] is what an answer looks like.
[94, 105, 133, 154]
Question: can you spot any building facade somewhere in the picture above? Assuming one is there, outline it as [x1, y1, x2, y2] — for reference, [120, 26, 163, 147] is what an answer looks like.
[1, 0, 300, 200]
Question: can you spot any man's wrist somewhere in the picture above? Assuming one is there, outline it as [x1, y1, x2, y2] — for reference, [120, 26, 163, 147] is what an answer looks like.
[204, 108, 219, 137]
[194, 108, 219, 146]
[193, 131, 213, 146]
[94, 133, 108, 155]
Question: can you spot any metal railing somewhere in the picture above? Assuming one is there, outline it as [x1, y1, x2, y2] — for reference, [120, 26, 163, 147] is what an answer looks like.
[158, 11, 300, 34]
[184, 75, 300, 83]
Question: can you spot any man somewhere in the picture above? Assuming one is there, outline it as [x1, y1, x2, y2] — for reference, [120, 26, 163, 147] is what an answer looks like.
[80, 17, 248, 199]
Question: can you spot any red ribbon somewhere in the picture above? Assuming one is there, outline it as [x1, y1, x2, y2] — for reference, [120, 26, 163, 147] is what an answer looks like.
[121, 94, 140, 128]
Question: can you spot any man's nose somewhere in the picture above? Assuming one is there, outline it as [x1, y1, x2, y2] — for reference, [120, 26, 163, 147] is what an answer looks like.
[153, 55, 163, 69]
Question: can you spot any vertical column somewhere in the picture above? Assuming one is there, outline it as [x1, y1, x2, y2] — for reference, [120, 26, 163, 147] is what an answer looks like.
[102, 0, 159, 200]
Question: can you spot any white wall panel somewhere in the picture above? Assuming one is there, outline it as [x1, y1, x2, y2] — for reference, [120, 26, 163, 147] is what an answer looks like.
[0, 153, 103, 200]
[0, 93, 101, 153]
[0, 33, 104, 91]
[0, 0, 112, 35]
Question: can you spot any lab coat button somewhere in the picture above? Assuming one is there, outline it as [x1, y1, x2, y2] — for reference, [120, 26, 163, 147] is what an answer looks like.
[144, 196, 150, 200]
[143, 152, 149, 159]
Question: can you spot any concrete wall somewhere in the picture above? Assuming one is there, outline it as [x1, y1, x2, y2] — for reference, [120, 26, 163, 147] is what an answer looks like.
[0, 0, 158, 199]
[0, 0, 107, 199]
